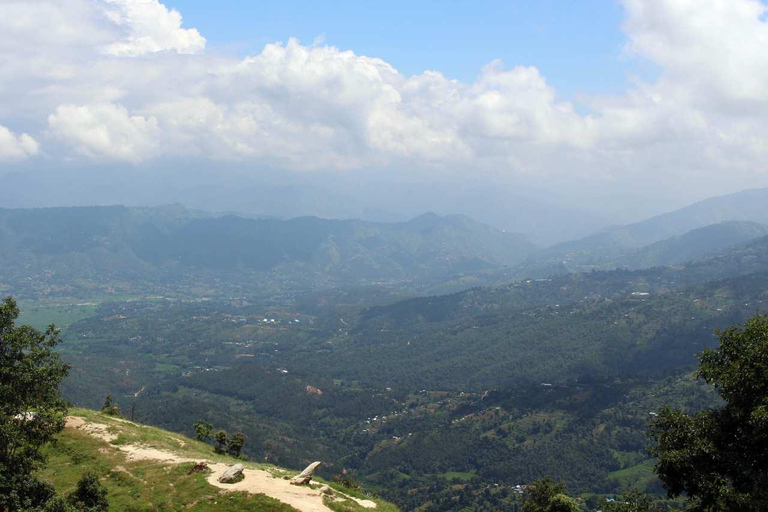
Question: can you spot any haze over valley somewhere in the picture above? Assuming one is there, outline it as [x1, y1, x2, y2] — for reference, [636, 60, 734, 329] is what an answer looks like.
[4, 1, 768, 511]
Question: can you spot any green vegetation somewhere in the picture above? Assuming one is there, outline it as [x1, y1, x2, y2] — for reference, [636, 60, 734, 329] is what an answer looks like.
[100, 394, 122, 417]
[7, 204, 768, 511]
[522, 477, 579, 512]
[650, 314, 768, 511]
[49, 243, 767, 509]
[607, 460, 656, 489]
[38, 412, 299, 511]
[603, 490, 654, 512]
[0, 206, 534, 302]
[195, 420, 214, 442]
[16, 302, 99, 331]
[37, 408, 398, 512]
[0, 297, 70, 511]
[66, 472, 108, 511]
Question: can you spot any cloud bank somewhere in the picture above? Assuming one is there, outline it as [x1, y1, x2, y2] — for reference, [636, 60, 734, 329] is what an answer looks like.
[0, 126, 38, 161]
[0, 0, 767, 193]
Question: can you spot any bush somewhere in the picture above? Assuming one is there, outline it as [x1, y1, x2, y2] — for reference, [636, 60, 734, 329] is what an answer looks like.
[67, 472, 108, 512]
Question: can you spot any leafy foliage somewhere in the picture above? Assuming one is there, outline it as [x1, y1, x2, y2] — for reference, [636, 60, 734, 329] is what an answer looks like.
[214, 430, 228, 454]
[603, 490, 654, 512]
[100, 395, 121, 417]
[650, 314, 768, 511]
[522, 477, 578, 512]
[67, 472, 108, 512]
[194, 420, 213, 442]
[228, 432, 247, 458]
[0, 297, 70, 511]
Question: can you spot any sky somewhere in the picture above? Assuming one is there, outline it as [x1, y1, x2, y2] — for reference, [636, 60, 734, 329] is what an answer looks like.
[2, 0, 768, 236]
[170, 0, 635, 96]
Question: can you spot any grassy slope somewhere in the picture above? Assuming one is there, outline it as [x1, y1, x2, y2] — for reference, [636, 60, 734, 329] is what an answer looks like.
[39, 408, 399, 512]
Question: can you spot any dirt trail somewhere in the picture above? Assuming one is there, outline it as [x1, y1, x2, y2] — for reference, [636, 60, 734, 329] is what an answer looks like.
[207, 464, 336, 512]
[65, 416, 376, 512]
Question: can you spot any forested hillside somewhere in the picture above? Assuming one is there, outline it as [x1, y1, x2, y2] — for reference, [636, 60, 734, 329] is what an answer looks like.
[8, 199, 768, 511]
[30, 230, 766, 510]
[516, 221, 768, 276]
[0, 206, 533, 298]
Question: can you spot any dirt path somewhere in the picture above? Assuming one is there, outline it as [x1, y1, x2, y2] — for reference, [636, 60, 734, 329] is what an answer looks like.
[65, 416, 376, 512]
[207, 464, 336, 512]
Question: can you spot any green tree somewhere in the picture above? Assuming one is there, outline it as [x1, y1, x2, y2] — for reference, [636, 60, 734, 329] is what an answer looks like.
[214, 430, 228, 454]
[522, 477, 579, 512]
[650, 314, 768, 511]
[227, 432, 246, 458]
[42, 495, 74, 512]
[100, 395, 121, 417]
[194, 420, 213, 442]
[604, 490, 653, 512]
[0, 297, 70, 511]
[67, 472, 108, 511]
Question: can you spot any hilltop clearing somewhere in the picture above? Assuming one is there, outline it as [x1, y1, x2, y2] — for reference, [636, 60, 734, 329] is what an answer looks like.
[40, 409, 391, 512]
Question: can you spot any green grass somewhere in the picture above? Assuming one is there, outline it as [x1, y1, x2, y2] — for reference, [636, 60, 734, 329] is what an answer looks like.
[607, 458, 657, 488]
[152, 362, 180, 373]
[323, 492, 400, 512]
[39, 422, 296, 511]
[17, 302, 99, 331]
[38, 408, 399, 512]
[67, 408, 254, 464]
[314, 478, 372, 501]
[439, 471, 475, 481]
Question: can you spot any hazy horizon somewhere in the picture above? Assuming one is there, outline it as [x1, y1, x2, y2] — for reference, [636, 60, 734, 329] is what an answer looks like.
[3, 0, 768, 243]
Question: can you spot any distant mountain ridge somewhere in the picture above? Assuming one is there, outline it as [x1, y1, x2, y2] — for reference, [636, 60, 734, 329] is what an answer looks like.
[0, 205, 535, 297]
[614, 221, 768, 269]
[513, 188, 768, 276]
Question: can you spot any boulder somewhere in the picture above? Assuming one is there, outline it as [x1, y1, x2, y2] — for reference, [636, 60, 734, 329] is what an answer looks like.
[290, 461, 321, 485]
[218, 463, 244, 483]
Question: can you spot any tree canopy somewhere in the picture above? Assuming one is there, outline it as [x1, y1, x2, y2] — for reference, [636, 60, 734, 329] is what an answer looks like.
[650, 313, 768, 511]
[0, 296, 70, 510]
[522, 477, 580, 512]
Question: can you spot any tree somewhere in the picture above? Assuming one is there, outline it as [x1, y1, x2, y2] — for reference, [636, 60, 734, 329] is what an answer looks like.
[227, 432, 246, 458]
[650, 314, 768, 511]
[522, 477, 579, 512]
[100, 394, 121, 417]
[214, 430, 228, 454]
[41, 496, 74, 512]
[67, 472, 108, 511]
[0, 297, 70, 511]
[194, 420, 213, 442]
[604, 490, 653, 512]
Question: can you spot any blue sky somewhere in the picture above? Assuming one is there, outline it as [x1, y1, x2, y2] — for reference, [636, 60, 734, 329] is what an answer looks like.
[170, 0, 644, 99]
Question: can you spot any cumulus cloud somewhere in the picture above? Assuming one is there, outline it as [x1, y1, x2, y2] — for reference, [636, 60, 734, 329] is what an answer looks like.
[48, 104, 160, 162]
[102, 0, 206, 56]
[0, 0, 767, 192]
[0, 125, 39, 161]
[622, 0, 768, 109]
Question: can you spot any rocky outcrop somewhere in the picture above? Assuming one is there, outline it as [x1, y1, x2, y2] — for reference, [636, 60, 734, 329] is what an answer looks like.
[218, 463, 244, 483]
[290, 461, 321, 485]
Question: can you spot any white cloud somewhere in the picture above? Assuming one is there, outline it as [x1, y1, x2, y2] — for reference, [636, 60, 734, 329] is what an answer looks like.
[622, 0, 768, 109]
[0, 125, 39, 161]
[48, 104, 160, 162]
[0, 0, 767, 194]
[102, 0, 206, 56]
